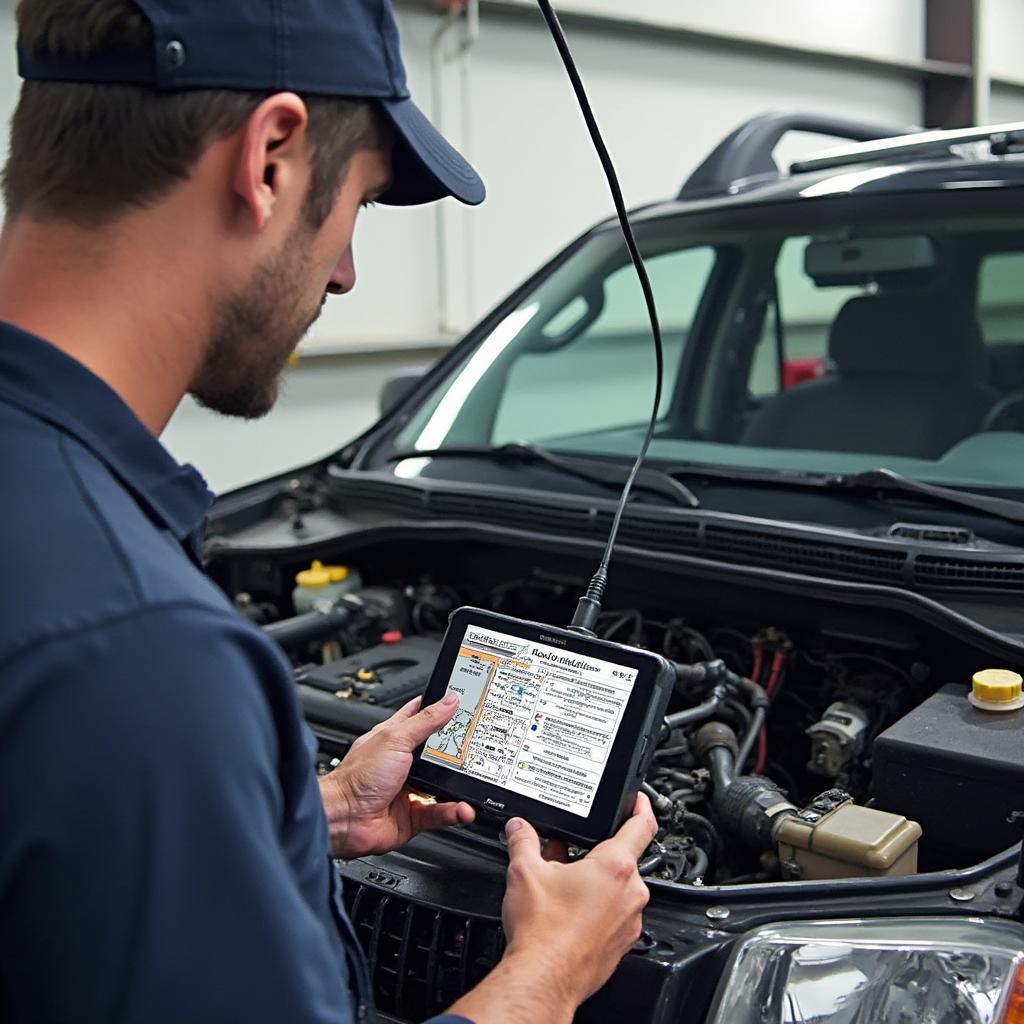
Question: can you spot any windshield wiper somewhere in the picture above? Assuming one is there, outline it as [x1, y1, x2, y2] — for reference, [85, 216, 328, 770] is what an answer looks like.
[663, 460, 1024, 528]
[822, 467, 1024, 528]
[386, 443, 700, 509]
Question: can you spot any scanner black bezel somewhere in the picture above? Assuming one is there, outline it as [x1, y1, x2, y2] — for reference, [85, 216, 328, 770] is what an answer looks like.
[408, 607, 673, 846]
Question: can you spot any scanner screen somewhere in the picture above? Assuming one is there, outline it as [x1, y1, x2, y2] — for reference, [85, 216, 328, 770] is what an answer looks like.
[421, 624, 638, 816]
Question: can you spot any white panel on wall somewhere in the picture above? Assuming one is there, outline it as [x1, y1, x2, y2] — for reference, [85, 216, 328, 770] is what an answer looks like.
[490, 0, 926, 64]
[987, 0, 1024, 83]
[0, 16, 18, 136]
[989, 85, 1024, 125]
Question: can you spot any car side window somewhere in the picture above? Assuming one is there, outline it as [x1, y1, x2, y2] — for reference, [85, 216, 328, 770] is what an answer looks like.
[977, 253, 1024, 398]
[492, 247, 716, 444]
[748, 237, 869, 399]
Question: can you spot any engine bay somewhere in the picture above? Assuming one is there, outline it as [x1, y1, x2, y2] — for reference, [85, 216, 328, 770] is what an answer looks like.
[209, 531, 1024, 891]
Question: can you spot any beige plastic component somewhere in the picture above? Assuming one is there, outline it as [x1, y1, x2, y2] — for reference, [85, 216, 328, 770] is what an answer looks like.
[777, 802, 922, 881]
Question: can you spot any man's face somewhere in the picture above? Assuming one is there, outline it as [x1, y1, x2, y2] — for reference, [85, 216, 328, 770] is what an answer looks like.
[190, 145, 392, 419]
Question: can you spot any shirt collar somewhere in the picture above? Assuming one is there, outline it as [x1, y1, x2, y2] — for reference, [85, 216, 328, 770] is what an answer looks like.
[0, 322, 214, 541]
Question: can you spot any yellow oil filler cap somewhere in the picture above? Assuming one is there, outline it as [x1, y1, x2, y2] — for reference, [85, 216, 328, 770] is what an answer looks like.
[295, 561, 350, 588]
[969, 668, 1024, 712]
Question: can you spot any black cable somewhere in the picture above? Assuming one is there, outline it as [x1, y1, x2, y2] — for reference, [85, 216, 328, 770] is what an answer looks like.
[536, 0, 666, 634]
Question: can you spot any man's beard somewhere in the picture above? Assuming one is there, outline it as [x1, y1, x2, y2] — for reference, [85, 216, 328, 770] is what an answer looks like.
[190, 224, 325, 420]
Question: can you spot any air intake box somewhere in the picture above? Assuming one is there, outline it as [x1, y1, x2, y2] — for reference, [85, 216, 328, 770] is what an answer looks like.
[873, 683, 1024, 868]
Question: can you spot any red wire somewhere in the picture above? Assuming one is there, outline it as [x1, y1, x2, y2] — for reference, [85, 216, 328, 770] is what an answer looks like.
[754, 650, 787, 774]
[765, 650, 786, 698]
[755, 728, 768, 775]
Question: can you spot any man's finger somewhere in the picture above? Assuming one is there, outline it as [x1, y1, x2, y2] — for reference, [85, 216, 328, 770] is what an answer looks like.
[592, 792, 658, 863]
[504, 818, 543, 867]
[392, 692, 460, 749]
[393, 695, 422, 720]
[409, 798, 475, 835]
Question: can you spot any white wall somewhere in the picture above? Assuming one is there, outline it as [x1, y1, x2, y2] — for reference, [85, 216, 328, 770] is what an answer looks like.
[984, 1, 1024, 134]
[986, 0, 1024, 85]
[493, 0, 926, 64]
[989, 85, 1024, 125]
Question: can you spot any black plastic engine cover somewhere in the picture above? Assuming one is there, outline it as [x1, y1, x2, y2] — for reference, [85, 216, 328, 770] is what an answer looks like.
[873, 682, 1024, 868]
[298, 636, 443, 707]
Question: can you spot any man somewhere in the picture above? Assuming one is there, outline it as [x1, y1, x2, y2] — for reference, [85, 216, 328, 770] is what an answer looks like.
[0, 1, 657, 1022]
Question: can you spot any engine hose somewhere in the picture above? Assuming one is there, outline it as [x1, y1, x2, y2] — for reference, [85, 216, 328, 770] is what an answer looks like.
[722, 698, 752, 731]
[640, 781, 673, 817]
[668, 787, 695, 803]
[638, 851, 663, 876]
[663, 685, 727, 731]
[634, 839, 667, 880]
[678, 810, 722, 863]
[263, 606, 353, 648]
[653, 744, 689, 760]
[706, 745, 735, 797]
[682, 845, 709, 883]
[735, 706, 766, 774]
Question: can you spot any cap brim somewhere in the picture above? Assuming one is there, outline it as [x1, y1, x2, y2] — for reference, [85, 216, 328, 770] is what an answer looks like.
[376, 97, 485, 207]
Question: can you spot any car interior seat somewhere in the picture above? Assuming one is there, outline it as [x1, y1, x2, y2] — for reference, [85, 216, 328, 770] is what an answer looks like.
[741, 292, 998, 458]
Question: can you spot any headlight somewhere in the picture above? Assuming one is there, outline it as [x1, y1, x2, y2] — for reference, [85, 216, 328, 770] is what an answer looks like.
[707, 917, 1024, 1024]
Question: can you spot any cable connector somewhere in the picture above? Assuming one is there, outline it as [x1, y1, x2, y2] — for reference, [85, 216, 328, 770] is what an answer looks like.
[568, 566, 608, 635]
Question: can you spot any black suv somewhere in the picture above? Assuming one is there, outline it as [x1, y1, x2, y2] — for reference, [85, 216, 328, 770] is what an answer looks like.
[206, 113, 1024, 1024]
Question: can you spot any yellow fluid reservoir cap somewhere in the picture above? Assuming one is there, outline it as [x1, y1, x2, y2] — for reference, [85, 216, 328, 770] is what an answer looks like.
[295, 560, 349, 588]
[356, 668, 375, 682]
[970, 668, 1024, 711]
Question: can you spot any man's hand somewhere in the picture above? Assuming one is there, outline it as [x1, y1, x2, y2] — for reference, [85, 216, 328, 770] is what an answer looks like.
[446, 793, 658, 1024]
[318, 694, 475, 859]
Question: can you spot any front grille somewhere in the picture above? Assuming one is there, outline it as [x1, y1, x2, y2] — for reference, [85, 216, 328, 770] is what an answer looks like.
[344, 882, 504, 1022]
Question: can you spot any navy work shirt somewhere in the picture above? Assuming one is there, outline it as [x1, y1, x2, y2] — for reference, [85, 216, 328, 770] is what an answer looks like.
[0, 325, 469, 1024]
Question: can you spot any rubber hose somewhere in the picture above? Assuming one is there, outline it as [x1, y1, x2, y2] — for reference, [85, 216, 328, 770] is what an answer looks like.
[678, 810, 722, 863]
[263, 606, 352, 647]
[735, 707, 766, 774]
[664, 685, 727, 730]
[638, 851, 664, 876]
[707, 745, 735, 797]
[683, 845, 709, 883]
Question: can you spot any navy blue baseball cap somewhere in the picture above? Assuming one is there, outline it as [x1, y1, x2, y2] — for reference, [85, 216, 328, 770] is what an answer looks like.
[17, 0, 485, 207]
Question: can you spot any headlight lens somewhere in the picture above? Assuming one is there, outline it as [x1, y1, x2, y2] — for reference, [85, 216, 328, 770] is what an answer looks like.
[707, 917, 1024, 1024]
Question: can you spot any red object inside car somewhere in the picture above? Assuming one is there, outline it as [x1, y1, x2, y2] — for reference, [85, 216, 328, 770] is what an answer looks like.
[782, 357, 827, 390]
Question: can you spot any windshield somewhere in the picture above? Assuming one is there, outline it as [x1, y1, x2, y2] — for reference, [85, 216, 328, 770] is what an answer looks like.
[393, 194, 1024, 493]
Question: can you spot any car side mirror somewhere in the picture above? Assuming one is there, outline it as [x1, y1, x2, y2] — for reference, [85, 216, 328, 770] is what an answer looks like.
[379, 368, 426, 417]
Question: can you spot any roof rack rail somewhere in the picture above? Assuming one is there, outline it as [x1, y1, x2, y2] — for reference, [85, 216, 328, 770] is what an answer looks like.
[679, 111, 911, 200]
[790, 121, 1024, 174]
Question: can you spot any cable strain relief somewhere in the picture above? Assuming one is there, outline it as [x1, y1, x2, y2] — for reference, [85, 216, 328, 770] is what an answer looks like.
[568, 567, 608, 635]
[585, 566, 608, 603]
[568, 596, 600, 636]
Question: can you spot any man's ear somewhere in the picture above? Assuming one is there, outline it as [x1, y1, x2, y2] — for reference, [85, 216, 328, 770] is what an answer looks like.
[233, 93, 309, 231]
